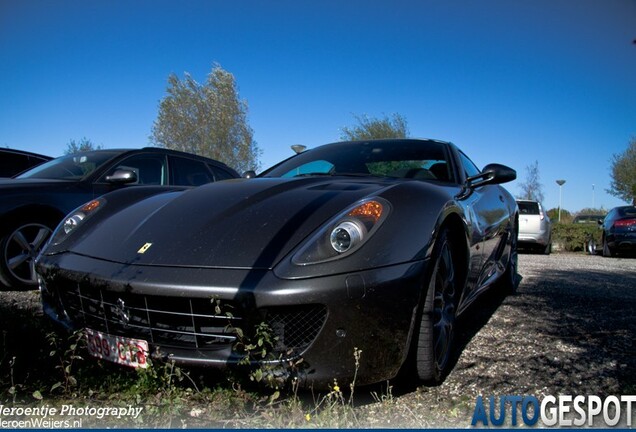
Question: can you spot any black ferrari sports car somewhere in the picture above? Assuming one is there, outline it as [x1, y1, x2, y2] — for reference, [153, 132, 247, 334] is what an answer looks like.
[37, 139, 518, 388]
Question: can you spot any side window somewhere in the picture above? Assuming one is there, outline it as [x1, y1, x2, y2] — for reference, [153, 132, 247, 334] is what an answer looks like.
[0, 153, 47, 177]
[169, 156, 214, 186]
[209, 164, 236, 181]
[458, 151, 481, 179]
[101, 154, 167, 185]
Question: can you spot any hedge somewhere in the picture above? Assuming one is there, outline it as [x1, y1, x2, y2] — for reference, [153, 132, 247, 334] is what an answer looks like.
[550, 223, 602, 252]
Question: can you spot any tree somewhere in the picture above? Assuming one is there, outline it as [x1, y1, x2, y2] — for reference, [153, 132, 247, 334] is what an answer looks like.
[607, 137, 636, 205]
[577, 207, 607, 216]
[340, 113, 409, 141]
[547, 207, 572, 223]
[150, 64, 260, 173]
[64, 137, 102, 154]
[517, 160, 545, 203]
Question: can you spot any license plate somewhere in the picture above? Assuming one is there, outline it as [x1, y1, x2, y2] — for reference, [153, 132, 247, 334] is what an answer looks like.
[85, 328, 149, 368]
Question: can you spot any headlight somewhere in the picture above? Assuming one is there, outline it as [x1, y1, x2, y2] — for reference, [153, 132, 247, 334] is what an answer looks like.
[293, 198, 390, 265]
[330, 220, 366, 253]
[49, 198, 106, 246]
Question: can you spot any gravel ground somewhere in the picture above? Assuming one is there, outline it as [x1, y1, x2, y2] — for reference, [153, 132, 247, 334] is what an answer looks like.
[357, 252, 636, 428]
[1, 252, 635, 428]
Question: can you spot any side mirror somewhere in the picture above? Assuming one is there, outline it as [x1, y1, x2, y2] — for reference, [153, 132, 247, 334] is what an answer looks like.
[467, 163, 516, 188]
[105, 169, 137, 184]
[243, 170, 256, 179]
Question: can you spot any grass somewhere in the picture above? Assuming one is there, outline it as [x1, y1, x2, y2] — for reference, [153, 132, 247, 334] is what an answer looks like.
[0, 325, 399, 428]
[0, 292, 480, 428]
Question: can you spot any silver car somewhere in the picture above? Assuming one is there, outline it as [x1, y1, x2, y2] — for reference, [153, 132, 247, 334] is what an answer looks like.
[517, 200, 552, 254]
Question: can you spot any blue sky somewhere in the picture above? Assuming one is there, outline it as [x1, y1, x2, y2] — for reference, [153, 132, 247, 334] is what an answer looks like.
[1, 0, 635, 212]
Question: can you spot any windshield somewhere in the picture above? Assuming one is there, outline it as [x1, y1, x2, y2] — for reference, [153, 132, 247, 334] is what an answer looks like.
[262, 140, 452, 182]
[618, 206, 636, 217]
[17, 151, 123, 180]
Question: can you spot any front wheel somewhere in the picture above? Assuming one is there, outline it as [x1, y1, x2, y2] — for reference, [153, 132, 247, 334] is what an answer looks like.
[586, 239, 597, 255]
[415, 228, 459, 384]
[602, 235, 615, 258]
[0, 220, 55, 290]
[501, 226, 518, 294]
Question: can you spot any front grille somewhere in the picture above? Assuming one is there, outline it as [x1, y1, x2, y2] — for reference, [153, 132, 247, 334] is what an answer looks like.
[264, 305, 327, 355]
[59, 284, 240, 349]
[57, 284, 328, 357]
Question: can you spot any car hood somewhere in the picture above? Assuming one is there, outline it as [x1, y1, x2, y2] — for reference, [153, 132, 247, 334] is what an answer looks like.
[69, 177, 397, 269]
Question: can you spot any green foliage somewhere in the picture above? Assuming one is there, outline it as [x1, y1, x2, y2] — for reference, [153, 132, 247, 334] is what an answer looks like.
[233, 320, 286, 388]
[367, 160, 422, 176]
[608, 137, 636, 205]
[517, 160, 544, 203]
[0, 324, 401, 428]
[64, 137, 102, 155]
[551, 223, 602, 252]
[46, 330, 85, 395]
[547, 207, 572, 223]
[151, 63, 261, 173]
[577, 207, 608, 216]
[340, 113, 409, 141]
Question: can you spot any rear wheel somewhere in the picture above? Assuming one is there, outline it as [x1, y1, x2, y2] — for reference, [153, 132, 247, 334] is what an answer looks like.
[542, 243, 551, 255]
[0, 219, 55, 290]
[586, 239, 597, 255]
[415, 228, 459, 384]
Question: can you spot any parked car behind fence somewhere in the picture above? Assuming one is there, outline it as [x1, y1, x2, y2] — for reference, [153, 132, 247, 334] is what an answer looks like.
[0, 148, 52, 178]
[598, 205, 636, 257]
[0, 147, 239, 290]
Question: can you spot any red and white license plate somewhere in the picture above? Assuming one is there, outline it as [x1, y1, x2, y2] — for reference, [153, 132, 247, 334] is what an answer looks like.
[85, 328, 149, 368]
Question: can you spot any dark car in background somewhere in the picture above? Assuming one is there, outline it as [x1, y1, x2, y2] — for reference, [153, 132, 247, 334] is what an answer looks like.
[574, 214, 606, 255]
[0, 148, 52, 177]
[573, 214, 605, 224]
[599, 205, 636, 257]
[0, 147, 239, 290]
[37, 138, 518, 388]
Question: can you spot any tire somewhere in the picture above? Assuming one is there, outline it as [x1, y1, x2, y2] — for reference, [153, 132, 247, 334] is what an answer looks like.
[415, 228, 459, 384]
[501, 223, 518, 294]
[543, 243, 552, 255]
[602, 235, 615, 258]
[0, 219, 55, 290]
[586, 239, 597, 255]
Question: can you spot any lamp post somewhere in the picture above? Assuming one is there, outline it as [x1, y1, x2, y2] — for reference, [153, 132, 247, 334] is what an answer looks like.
[556, 179, 566, 222]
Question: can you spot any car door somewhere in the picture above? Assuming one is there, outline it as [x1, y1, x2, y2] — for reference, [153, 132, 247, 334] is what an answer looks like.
[457, 151, 511, 294]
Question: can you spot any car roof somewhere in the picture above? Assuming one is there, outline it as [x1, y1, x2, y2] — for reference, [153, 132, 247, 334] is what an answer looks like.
[55, 147, 237, 170]
[0, 147, 52, 160]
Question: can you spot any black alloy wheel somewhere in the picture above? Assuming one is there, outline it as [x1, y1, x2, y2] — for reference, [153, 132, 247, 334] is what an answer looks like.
[0, 221, 54, 290]
[501, 222, 518, 294]
[416, 228, 459, 384]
